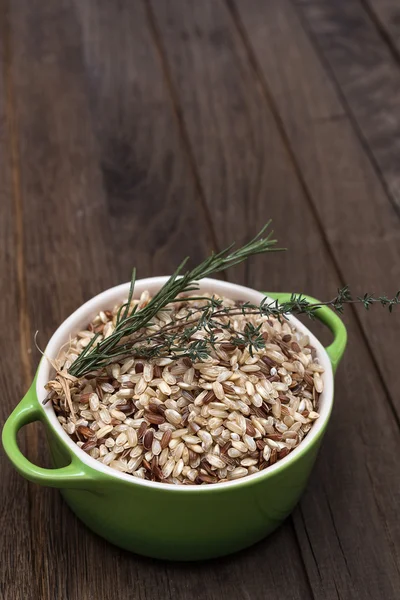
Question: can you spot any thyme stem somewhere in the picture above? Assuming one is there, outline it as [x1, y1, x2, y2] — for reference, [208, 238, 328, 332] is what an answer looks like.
[68, 222, 282, 377]
[67, 222, 399, 378]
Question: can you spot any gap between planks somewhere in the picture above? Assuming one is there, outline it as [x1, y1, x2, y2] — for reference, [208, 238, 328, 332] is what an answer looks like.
[360, 0, 400, 72]
[290, 516, 318, 600]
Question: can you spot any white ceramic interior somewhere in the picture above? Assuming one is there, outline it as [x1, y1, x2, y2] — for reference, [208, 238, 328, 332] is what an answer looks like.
[37, 277, 334, 490]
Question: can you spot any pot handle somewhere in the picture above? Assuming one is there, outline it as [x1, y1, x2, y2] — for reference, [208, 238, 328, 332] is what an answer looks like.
[264, 293, 347, 373]
[2, 385, 94, 488]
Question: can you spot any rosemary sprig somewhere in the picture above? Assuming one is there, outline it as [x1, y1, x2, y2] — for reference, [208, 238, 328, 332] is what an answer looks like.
[68, 222, 281, 377]
[75, 288, 399, 365]
[67, 222, 399, 377]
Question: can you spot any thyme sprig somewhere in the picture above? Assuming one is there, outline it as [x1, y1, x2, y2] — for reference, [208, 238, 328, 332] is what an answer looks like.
[68, 222, 281, 377]
[67, 223, 399, 378]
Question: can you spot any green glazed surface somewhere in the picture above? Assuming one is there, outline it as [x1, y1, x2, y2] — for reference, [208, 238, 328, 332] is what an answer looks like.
[2, 293, 347, 560]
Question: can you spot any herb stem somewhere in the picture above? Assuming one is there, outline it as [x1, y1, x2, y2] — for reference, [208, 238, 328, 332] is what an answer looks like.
[68, 222, 282, 377]
[67, 222, 399, 378]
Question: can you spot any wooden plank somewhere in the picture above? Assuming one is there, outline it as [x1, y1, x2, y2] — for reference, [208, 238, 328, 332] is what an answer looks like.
[0, 5, 36, 598]
[6, 1, 120, 598]
[229, 0, 400, 595]
[231, 0, 400, 416]
[73, 2, 311, 599]
[147, 0, 337, 296]
[150, 0, 400, 598]
[6, 0, 213, 599]
[362, 0, 400, 51]
[294, 0, 400, 214]
[364, 0, 400, 61]
[146, 1, 334, 596]
[74, 0, 215, 277]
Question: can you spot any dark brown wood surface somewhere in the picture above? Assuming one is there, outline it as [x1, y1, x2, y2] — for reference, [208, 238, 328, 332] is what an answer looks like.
[0, 1, 399, 598]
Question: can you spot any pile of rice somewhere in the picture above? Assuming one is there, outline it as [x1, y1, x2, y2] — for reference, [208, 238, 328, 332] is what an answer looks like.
[47, 291, 324, 485]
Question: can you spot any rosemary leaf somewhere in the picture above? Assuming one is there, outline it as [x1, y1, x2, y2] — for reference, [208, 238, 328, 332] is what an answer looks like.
[67, 218, 399, 378]
[68, 222, 281, 377]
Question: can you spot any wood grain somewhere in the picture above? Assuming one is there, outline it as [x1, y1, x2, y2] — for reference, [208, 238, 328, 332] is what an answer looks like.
[364, 0, 400, 62]
[232, 0, 400, 420]
[1, 0, 400, 598]
[147, 2, 336, 595]
[73, 2, 311, 599]
[229, 1, 400, 595]
[362, 0, 400, 56]
[150, 0, 400, 597]
[147, 0, 335, 297]
[0, 4, 36, 598]
[73, 0, 215, 278]
[4, 0, 213, 598]
[4, 1, 120, 598]
[294, 0, 400, 214]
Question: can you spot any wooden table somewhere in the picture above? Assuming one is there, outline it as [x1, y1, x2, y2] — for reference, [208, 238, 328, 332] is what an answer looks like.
[1, 1, 399, 598]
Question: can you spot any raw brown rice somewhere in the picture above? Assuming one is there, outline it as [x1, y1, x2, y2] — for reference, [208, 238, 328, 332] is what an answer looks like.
[46, 291, 323, 485]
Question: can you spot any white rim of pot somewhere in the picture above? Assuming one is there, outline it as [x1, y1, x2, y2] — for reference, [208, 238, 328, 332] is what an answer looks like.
[37, 277, 334, 491]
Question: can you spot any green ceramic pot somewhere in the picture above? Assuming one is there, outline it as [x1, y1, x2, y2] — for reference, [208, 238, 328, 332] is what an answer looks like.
[2, 278, 346, 560]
